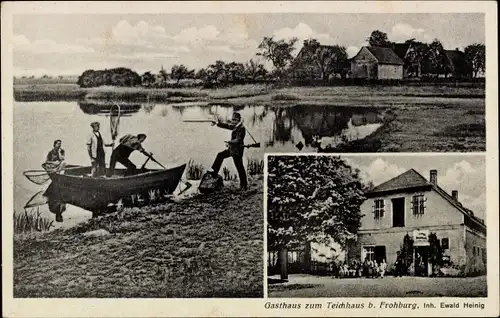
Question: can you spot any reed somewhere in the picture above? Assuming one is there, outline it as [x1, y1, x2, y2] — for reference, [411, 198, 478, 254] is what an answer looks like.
[222, 167, 237, 181]
[186, 160, 204, 180]
[14, 209, 54, 234]
[247, 158, 264, 176]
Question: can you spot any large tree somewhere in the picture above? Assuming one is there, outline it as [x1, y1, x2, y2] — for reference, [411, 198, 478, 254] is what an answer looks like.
[225, 62, 246, 84]
[171, 64, 194, 84]
[141, 71, 155, 87]
[423, 38, 445, 76]
[267, 156, 366, 279]
[367, 30, 391, 47]
[292, 39, 349, 81]
[257, 36, 298, 79]
[245, 59, 268, 82]
[464, 43, 486, 78]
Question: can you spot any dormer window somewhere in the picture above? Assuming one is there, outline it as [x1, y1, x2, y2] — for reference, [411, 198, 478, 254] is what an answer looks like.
[412, 194, 426, 215]
[373, 199, 385, 219]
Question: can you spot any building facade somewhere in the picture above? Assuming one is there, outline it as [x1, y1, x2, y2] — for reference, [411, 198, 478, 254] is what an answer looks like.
[350, 46, 404, 80]
[348, 169, 486, 276]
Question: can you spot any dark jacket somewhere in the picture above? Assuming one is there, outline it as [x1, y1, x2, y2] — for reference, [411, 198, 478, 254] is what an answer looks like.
[217, 121, 246, 157]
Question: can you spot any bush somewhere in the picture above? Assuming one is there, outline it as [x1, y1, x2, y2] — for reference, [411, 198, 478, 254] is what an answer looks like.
[77, 68, 141, 88]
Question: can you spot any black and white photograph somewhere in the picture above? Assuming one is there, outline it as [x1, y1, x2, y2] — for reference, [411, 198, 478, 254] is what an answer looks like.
[2, 1, 498, 317]
[267, 154, 487, 298]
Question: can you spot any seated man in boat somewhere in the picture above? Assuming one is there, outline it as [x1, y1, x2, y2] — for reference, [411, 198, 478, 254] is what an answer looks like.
[42, 139, 67, 172]
[208, 112, 248, 190]
[107, 133, 153, 177]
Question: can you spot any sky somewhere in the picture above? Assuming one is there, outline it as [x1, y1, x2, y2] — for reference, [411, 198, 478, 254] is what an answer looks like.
[11, 13, 485, 76]
[344, 155, 486, 220]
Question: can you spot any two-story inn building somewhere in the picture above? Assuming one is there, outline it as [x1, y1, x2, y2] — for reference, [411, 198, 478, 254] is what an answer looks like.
[348, 169, 486, 276]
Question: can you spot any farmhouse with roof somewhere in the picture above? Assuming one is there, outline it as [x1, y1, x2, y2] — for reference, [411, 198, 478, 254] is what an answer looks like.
[348, 168, 486, 276]
[350, 46, 404, 80]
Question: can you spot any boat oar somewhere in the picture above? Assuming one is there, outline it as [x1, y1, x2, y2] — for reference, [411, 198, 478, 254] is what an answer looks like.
[143, 154, 192, 195]
[141, 156, 151, 170]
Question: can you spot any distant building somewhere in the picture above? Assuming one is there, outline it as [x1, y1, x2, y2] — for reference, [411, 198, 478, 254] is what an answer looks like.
[348, 169, 486, 276]
[350, 46, 404, 80]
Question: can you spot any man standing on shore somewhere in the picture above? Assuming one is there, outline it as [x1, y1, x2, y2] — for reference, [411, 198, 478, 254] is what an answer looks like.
[209, 112, 248, 190]
[87, 122, 113, 177]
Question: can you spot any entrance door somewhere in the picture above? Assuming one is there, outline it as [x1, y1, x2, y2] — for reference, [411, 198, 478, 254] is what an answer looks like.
[414, 246, 429, 276]
[392, 197, 405, 227]
[374, 246, 386, 264]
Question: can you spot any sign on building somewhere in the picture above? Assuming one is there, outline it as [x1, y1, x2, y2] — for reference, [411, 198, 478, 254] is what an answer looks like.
[413, 229, 430, 246]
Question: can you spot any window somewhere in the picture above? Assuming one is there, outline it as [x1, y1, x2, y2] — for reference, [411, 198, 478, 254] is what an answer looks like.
[412, 194, 426, 215]
[472, 246, 477, 256]
[267, 251, 278, 267]
[288, 251, 298, 264]
[441, 238, 449, 249]
[363, 246, 375, 261]
[373, 199, 385, 219]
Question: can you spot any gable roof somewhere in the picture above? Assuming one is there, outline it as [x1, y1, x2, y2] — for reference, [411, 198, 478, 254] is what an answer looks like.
[391, 43, 411, 60]
[369, 169, 429, 193]
[365, 46, 404, 65]
[367, 168, 486, 232]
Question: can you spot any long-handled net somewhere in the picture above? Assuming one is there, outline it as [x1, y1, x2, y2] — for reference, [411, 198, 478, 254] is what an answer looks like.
[23, 165, 83, 185]
[24, 190, 48, 209]
[23, 170, 52, 185]
[110, 103, 121, 148]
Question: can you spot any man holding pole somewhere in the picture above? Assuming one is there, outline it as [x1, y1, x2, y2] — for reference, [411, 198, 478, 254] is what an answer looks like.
[208, 112, 248, 190]
[107, 133, 153, 177]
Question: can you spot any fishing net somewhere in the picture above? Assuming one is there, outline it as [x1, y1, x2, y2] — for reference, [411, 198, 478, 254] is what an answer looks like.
[110, 104, 121, 141]
[23, 170, 52, 185]
[24, 190, 48, 209]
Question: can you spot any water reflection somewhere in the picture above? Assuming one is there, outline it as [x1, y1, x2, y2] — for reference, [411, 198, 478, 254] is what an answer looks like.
[78, 101, 142, 116]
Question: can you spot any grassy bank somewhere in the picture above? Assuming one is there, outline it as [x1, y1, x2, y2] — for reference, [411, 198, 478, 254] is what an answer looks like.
[14, 178, 263, 298]
[322, 98, 485, 152]
[13, 83, 271, 102]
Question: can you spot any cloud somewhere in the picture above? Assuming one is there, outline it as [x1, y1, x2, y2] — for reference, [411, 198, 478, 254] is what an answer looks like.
[171, 25, 220, 45]
[13, 34, 95, 54]
[274, 22, 331, 42]
[350, 158, 406, 187]
[346, 46, 359, 58]
[389, 23, 433, 43]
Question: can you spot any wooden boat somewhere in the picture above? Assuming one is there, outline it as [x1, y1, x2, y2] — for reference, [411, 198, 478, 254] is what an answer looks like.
[43, 164, 186, 211]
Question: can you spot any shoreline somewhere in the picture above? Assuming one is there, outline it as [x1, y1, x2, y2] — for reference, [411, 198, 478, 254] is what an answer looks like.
[13, 83, 485, 103]
[14, 177, 264, 298]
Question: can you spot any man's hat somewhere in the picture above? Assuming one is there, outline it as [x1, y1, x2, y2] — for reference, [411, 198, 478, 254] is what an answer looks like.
[90, 121, 100, 128]
[232, 112, 241, 120]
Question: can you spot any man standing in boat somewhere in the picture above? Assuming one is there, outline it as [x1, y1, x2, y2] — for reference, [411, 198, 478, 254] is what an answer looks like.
[107, 133, 153, 177]
[87, 122, 114, 177]
[209, 112, 248, 190]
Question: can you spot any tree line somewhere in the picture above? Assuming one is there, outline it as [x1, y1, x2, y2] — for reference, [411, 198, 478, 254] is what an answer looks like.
[76, 29, 486, 88]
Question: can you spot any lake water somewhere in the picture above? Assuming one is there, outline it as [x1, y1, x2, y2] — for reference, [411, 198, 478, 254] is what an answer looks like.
[13, 100, 383, 227]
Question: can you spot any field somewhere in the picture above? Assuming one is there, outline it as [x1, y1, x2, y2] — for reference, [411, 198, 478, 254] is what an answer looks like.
[13, 82, 485, 152]
[13, 178, 263, 298]
[268, 274, 487, 297]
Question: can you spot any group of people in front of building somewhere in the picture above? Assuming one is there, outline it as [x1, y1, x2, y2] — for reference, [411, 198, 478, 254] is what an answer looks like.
[332, 258, 387, 278]
[42, 112, 248, 190]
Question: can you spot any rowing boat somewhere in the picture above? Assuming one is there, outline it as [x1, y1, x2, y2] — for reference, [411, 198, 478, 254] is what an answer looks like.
[43, 164, 186, 211]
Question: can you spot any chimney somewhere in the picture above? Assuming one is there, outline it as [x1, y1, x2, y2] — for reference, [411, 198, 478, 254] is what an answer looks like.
[430, 170, 438, 185]
[452, 190, 458, 201]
